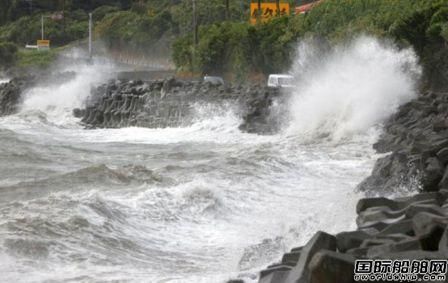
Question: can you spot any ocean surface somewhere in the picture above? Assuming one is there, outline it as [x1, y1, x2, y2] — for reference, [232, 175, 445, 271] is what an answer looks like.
[0, 37, 420, 282]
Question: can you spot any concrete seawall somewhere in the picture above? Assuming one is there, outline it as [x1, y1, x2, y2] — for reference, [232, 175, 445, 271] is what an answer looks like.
[239, 90, 448, 283]
[74, 77, 284, 133]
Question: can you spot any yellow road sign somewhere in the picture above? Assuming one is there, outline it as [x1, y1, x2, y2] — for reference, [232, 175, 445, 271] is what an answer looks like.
[250, 2, 290, 25]
[37, 40, 50, 48]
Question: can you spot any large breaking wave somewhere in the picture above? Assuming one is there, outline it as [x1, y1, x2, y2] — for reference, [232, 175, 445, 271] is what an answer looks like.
[287, 36, 421, 140]
[0, 37, 422, 282]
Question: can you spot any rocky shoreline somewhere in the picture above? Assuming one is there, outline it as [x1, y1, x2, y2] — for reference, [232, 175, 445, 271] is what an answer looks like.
[0, 77, 29, 116]
[233, 90, 448, 283]
[0, 72, 76, 117]
[3, 75, 448, 282]
[73, 77, 283, 134]
[358, 90, 448, 195]
[77, 78, 448, 282]
[0, 76, 285, 134]
[250, 190, 448, 283]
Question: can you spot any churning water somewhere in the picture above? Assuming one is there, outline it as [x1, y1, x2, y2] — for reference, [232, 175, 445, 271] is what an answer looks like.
[0, 37, 420, 282]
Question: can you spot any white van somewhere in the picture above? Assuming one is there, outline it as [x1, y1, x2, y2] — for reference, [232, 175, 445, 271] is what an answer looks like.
[267, 74, 295, 88]
[203, 76, 225, 86]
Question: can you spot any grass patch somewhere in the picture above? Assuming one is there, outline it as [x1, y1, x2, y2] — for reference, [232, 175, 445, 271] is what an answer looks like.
[17, 48, 60, 68]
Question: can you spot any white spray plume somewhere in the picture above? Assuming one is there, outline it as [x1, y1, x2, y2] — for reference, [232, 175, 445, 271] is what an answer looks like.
[286, 36, 421, 140]
[20, 49, 116, 126]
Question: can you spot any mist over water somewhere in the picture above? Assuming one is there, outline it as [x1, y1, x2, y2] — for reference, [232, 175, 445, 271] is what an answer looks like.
[0, 37, 420, 282]
[287, 36, 421, 140]
[20, 61, 114, 126]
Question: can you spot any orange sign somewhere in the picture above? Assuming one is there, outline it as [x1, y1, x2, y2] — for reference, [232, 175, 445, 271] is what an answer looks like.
[250, 3, 290, 25]
[37, 40, 50, 48]
[295, 0, 321, 14]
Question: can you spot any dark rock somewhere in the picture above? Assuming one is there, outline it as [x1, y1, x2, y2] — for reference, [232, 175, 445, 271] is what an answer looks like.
[259, 270, 289, 283]
[358, 220, 392, 232]
[0, 77, 31, 116]
[285, 231, 337, 283]
[377, 220, 415, 236]
[356, 208, 403, 227]
[436, 147, 448, 165]
[432, 118, 448, 132]
[308, 250, 355, 283]
[366, 238, 422, 258]
[438, 166, 448, 189]
[281, 251, 302, 265]
[345, 246, 369, 257]
[336, 231, 370, 253]
[260, 264, 292, 279]
[290, 246, 304, 253]
[239, 88, 282, 134]
[422, 157, 444, 190]
[360, 238, 395, 249]
[419, 225, 445, 251]
[375, 233, 414, 243]
[374, 250, 445, 260]
[412, 212, 447, 250]
[75, 77, 279, 134]
[404, 203, 445, 219]
[73, 108, 84, 118]
[403, 191, 447, 205]
[356, 197, 400, 214]
[412, 212, 447, 235]
[356, 151, 420, 194]
[438, 227, 448, 256]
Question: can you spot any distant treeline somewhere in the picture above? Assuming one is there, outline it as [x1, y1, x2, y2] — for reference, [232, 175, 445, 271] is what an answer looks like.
[0, 0, 132, 24]
[0, 0, 447, 89]
[173, 0, 448, 88]
[0, 0, 251, 68]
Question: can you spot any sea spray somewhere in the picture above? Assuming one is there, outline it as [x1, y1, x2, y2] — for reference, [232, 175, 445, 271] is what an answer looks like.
[0, 78, 10, 85]
[287, 36, 421, 140]
[20, 54, 115, 126]
[0, 41, 406, 282]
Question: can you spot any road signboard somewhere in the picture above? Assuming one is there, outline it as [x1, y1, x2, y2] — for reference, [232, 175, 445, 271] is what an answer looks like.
[250, 2, 290, 25]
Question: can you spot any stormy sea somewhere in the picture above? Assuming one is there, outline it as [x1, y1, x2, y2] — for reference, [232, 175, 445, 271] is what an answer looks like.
[0, 37, 421, 282]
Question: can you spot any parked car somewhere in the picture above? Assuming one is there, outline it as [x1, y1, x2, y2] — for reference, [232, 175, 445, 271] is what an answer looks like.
[203, 76, 225, 86]
[267, 74, 295, 88]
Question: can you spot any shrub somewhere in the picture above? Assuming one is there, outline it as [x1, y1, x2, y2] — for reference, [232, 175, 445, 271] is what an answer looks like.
[0, 41, 18, 67]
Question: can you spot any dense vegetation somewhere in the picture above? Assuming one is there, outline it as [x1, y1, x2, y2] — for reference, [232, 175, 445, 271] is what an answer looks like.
[0, 0, 251, 70]
[0, 41, 18, 67]
[173, 0, 448, 86]
[0, 0, 133, 70]
[0, 0, 447, 89]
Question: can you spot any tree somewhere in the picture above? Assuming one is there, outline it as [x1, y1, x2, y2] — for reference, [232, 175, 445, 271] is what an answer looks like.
[0, 41, 18, 68]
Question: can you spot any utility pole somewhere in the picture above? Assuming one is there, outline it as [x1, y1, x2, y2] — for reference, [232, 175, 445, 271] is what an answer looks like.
[192, 0, 198, 45]
[276, 0, 280, 16]
[27, 0, 33, 14]
[41, 15, 44, 39]
[192, 0, 198, 73]
[40, 15, 52, 40]
[88, 12, 93, 60]
[225, 0, 230, 20]
[62, 0, 66, 33]
[257, 0, 261, 23]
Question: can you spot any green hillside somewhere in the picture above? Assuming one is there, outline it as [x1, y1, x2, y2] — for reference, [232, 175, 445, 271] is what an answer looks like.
[173, 0, 448, 87]
[0, 0, 251, 69]
[0, 0, 447, 89]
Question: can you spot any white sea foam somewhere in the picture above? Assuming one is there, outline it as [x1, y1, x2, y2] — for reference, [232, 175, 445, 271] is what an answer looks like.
[287, 36, 421, 141]
[0, 38, 421, 282]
